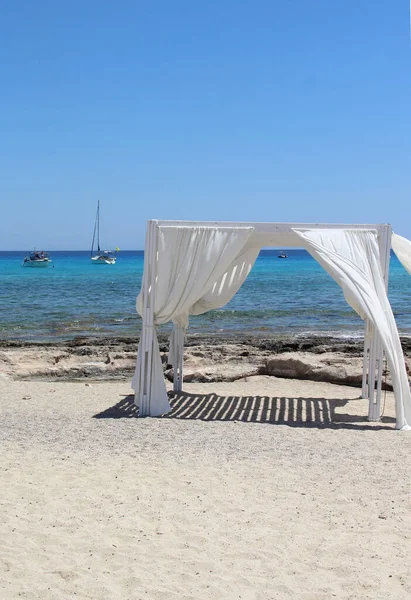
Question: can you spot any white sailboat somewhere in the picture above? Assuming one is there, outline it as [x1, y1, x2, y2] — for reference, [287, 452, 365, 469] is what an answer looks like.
[90, 201, 118, 265]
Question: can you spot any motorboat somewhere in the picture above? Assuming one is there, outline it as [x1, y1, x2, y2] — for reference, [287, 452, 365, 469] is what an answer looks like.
[278, 250, 288, 259]
[90, 201, 118, 264]
[23, 250, 52, 267]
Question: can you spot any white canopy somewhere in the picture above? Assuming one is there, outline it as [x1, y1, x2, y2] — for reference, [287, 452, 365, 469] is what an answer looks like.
[133, 220, 411, 430]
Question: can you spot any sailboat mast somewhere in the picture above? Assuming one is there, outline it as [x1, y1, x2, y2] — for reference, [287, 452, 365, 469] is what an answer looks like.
[91, 201, 99, 257]
[97, 200, 100, 253]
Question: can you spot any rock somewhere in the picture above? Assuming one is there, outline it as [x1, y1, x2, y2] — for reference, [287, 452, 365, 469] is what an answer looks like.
[264, 352, 364, 387]
[164, 368, 174, 382]
[183, 371, 211, 383]
[265, 356, 312, 379]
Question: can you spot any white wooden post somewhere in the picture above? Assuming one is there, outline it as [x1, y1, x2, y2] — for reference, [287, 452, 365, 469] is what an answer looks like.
[361, 320, 370, 398]
[367, 324, 378, 420]
[135, 221, 158, 417]
[173, 324, 184, 392]
[368, 224, 392, 421]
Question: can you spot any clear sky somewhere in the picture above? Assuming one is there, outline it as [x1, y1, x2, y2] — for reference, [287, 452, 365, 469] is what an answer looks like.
[0, 0, 410, 250]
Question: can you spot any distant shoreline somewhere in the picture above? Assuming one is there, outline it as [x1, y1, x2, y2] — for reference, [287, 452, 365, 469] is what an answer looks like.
[2, 331, 411, 351]
[0, 332, 366, 352]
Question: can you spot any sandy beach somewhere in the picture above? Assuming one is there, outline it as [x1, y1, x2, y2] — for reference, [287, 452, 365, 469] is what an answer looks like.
[1, 371, 411, 599]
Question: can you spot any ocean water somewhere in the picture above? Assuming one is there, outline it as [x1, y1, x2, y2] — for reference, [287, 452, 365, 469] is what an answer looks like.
[1, 249, 411, 342]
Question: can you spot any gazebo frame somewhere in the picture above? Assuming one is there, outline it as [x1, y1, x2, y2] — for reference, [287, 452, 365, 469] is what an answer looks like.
[137, 220, 392, 421]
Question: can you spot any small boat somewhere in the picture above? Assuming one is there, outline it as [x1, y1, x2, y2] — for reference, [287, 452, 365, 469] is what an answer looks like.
[91, 251, 116, 265]
[23, 250, 52, 267]
[278, 250, 288, 259]
[90, 201, 118, 264]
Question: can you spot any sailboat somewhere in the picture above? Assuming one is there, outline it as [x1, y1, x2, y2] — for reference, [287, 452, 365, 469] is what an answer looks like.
[90, 201, 118, 264]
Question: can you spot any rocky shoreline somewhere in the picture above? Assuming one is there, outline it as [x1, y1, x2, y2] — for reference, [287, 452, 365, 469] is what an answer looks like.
[1, 333, 411, 388]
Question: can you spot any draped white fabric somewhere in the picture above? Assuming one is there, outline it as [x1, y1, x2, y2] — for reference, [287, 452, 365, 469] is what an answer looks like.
[168, 244, 260, 366]
[190, 245, 260, 316]
[137, 226, 254, 327]
[133, 226, 254, 415]
[392, 233, 411, 277]
[294, 228, 411, 430]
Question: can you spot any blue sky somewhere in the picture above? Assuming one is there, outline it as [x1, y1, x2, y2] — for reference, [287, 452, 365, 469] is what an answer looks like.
[0, 1, 410, 250]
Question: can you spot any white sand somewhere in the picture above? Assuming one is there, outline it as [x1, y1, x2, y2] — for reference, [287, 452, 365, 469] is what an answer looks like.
[1, 376, 411, 599]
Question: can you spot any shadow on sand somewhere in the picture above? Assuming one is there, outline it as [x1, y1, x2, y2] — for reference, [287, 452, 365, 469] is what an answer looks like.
[93, 391, 395, 430]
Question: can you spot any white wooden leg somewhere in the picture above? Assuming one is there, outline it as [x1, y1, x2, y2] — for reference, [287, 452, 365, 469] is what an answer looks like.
[361, 320, 370, 399]
[367, 325, 377, 421]
[368, 331, 383, 422]
[173, 324, 184, 392]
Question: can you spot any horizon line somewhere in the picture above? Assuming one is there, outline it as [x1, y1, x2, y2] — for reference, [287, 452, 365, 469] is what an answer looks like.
[0, 247, 305, 252]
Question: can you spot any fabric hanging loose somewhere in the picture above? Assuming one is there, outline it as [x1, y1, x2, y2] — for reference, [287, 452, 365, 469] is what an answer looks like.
[168, 244, 260, 366]
[189, 245, 260, 316]
[137, 226, 254, 327]
[294, 228, 411, 430]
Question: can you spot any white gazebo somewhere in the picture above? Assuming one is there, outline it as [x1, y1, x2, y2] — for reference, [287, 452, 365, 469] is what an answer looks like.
[132, 220, 411, 430]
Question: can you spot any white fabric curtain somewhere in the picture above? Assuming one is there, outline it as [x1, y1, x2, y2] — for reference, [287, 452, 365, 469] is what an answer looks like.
[168, 244, 260, 366]
[137, 226, 254, 327]
[294, 228, 411, 430]
[392, 233, 411, 276]
[133, 226, 255, 415]
[190, 245, 260, 316]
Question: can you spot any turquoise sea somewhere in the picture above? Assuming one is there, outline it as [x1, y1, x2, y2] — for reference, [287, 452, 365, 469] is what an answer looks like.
[1, 250, 411, 342]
